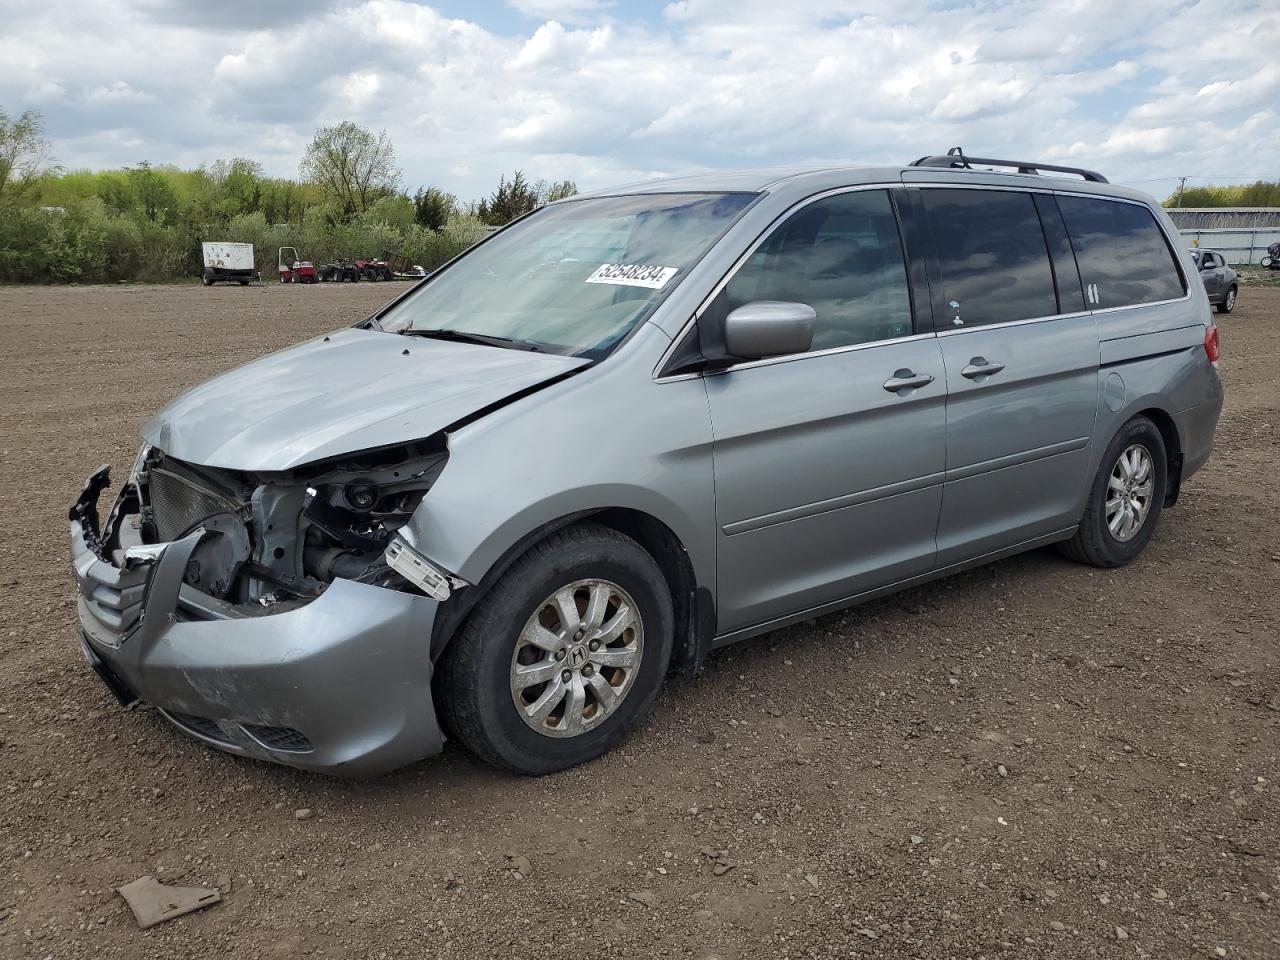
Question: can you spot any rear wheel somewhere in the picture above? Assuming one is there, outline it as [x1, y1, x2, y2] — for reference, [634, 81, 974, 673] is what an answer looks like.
[1217, 285, 1236, 314]
[1059, 416, 1167, 568]
[437, 524, 673, 774]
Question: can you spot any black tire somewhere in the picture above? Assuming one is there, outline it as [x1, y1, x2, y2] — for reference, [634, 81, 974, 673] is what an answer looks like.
[1059, 415, 1167, 568]
[238, 279, 249, 286]
[201, 277, 213, 287]
[1216, 285, 1236, 314]
[437, 524, 674, 775]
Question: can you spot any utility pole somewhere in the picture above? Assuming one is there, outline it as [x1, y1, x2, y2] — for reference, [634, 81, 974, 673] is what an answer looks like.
[1175, 176, 1188, 207]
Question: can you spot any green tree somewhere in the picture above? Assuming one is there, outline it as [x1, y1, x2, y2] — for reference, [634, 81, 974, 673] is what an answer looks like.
[540, 179, 577, 203]
[0, 108, 55, 204]
[362, 194, 416, 232]
[477, 170, 541, 226]
[299, 121, 400, 218]
[1164, 181, 1280, 208]
[126, 162, 177, 223]
[412, 185, 457, 231]
[476, 171, 579, 225]
[211, 157, 264, 217]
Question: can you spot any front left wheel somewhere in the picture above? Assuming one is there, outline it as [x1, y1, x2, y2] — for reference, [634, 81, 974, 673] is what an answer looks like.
[436, 524, 674, 775]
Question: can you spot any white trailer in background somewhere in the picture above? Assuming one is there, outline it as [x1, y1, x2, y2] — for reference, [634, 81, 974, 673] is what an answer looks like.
[201, 242, 256, 286]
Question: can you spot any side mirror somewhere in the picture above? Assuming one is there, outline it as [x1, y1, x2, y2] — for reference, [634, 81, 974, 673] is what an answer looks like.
[723, 301, 816, 360]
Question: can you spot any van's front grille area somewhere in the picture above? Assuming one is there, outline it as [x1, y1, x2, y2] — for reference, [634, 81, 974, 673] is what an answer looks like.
[160, 712, 314, 754]
[162, 710, 233, 745]
[241, 723, 314, 753]
[146, 467, 238, 542]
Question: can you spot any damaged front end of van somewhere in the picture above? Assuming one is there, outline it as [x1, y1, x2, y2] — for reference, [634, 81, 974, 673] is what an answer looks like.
[69, 326, 589, 775]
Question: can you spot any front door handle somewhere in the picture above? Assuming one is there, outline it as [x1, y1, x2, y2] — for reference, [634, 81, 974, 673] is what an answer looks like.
[882, 369, 935, 393]
[961, 357, 1006, 380]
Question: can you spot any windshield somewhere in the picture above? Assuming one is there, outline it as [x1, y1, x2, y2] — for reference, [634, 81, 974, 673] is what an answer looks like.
[378, 192, 757, 357]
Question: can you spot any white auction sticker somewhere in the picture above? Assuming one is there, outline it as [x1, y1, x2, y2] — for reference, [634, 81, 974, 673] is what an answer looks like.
[585, 263, 679, 289]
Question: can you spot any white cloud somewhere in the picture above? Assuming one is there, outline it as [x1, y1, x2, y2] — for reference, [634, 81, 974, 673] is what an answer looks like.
[508, 0, 612, 23]
[0, 0, 1275, 201]
[86, 81, 156, 105]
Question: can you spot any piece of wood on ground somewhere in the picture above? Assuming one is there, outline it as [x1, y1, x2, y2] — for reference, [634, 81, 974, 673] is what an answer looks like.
[116, 875, 221, 929]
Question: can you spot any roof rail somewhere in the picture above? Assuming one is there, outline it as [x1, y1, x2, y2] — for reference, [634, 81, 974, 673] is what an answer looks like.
[909, 146, 1108, 183]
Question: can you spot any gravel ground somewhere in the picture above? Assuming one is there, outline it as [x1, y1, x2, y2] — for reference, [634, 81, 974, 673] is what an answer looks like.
[0, 281, 1276, 960]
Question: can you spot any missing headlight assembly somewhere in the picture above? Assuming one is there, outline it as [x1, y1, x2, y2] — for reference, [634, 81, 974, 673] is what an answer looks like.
[117, 438, 451, 613]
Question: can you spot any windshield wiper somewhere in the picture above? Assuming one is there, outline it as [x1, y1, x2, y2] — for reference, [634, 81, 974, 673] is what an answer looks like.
[400, 328, 542, 352]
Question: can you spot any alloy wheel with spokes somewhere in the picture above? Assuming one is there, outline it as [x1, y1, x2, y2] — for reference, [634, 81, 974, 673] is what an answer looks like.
[510, 578, 644, 738]
[437, 523, 674, 774]
[1106, 443, 1155, 542]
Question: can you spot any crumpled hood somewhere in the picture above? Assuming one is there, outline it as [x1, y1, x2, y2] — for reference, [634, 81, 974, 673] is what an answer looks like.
[143, 328, 589, 470]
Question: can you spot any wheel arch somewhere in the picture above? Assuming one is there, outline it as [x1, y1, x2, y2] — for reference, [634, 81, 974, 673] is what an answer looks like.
[429, 506, 715, 676]
[1132, 405, 1184, 506]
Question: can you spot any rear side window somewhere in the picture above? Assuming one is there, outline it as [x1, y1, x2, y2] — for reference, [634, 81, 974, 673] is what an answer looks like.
[1056, 196, 1185, 308]
[922, 189, 1058, 328]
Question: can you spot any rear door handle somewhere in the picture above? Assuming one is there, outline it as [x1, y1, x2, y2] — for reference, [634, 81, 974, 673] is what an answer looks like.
[961, 357, 1005, 380]
[882, 369, 935, 393]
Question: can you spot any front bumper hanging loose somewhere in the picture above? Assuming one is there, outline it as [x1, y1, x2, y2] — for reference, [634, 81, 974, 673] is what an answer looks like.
[69, 467, 448, 776]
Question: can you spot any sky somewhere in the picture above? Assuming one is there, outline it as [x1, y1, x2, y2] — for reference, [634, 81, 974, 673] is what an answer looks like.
[0, 0, 1276, 202]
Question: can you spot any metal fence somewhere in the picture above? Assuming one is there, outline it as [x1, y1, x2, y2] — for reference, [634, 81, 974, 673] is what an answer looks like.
[1175, 227, 1280, 265]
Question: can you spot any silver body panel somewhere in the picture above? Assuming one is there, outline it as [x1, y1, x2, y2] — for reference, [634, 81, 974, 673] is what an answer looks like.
[143, 328, 587, 471]
[934, 313, 1099, 564]
[704, 337, 945, 631]
[72, 163, 1223, 775]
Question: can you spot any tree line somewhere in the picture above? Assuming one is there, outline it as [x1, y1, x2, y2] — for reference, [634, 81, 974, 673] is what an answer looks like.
[1164, 181, 1280, 208]
[0, 111, 577, 284]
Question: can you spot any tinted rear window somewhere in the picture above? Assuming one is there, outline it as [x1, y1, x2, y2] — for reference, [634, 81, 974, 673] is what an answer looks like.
[922, 189, 1057, 328]
[1056, 196, 1185, 308]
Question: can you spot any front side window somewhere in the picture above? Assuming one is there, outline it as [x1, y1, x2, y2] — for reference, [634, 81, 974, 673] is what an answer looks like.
[1056, 196, 1186, 308]
[379, 192, 757, 358]
[922, 189, 1058, 328]
[709, 189, 914, 352]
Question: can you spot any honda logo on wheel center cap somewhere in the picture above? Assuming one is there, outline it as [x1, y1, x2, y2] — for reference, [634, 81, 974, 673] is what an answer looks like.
[567, 645, 588, 668]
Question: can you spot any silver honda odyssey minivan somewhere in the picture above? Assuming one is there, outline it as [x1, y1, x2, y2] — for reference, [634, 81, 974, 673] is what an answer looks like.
[70, 151, 1223, 776]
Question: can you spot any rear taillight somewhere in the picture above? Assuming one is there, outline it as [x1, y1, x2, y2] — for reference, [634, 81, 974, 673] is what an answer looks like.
[1204, 324, 1220, 365]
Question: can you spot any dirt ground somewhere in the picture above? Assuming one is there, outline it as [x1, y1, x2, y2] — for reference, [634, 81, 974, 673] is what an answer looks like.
[0, 280, 1276, 960]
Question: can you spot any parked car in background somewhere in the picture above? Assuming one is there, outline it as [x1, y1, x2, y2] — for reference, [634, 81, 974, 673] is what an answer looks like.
[1261, 242, 1279, 269]
[71, 152, 1223, 777]
[1192, 249, 1237, 313]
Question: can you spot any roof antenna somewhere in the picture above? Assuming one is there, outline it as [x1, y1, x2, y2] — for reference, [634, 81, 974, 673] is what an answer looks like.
[945, 146, 971, 169]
